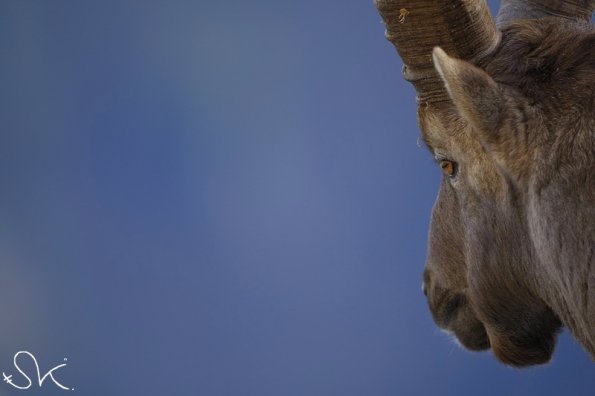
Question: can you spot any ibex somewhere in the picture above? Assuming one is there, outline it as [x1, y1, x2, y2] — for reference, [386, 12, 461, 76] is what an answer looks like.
[375, 0, 594, 366]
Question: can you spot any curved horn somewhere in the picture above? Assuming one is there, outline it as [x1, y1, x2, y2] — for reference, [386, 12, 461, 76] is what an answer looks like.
[496, 1, 595, 27]
[375, 0, 500, 104]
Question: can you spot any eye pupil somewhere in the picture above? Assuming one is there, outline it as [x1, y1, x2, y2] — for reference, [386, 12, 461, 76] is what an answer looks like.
[439, 160, 456, 177]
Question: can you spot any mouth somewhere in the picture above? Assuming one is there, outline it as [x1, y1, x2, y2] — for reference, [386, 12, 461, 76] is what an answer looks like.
[430, 292, 490, 351]
[451, 316, 490, 351]
[428, 290, 562, 365]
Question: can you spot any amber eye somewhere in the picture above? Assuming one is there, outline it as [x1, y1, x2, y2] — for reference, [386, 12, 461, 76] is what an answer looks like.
[439, 160, 457, 178]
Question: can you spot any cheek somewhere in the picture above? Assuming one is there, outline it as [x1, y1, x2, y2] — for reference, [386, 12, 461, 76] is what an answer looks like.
[426, 184, 468, 289]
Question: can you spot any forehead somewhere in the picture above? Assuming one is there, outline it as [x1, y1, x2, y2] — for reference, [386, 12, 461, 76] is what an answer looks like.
[417, 103, 467, 154]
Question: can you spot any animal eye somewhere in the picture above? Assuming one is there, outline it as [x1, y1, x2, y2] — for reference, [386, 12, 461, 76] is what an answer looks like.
[439, 160, 457, 178]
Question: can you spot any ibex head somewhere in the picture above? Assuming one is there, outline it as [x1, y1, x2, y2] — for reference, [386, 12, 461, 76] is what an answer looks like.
[376, 0, 595, 366]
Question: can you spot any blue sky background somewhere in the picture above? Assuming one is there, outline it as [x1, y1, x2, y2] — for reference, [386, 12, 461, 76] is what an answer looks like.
[0, 1, 593, 395]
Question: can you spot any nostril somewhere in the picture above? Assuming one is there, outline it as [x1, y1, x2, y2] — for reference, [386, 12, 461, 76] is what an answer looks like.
[422, 269, 431, 297]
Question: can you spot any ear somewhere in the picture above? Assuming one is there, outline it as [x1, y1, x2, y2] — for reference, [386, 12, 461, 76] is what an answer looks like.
[431, 47, 535, 183]
[432, 47, 505, 136]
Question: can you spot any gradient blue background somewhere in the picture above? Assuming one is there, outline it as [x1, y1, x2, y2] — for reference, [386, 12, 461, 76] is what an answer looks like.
[0, 1, 592, 395]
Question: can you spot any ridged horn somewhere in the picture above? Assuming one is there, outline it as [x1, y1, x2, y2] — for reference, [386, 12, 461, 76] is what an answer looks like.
[497, 0, 595, 27]
[375, 0, 500, 104]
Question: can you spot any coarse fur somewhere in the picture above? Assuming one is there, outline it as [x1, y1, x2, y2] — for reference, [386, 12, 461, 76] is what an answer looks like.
[421, 18, 594, 366]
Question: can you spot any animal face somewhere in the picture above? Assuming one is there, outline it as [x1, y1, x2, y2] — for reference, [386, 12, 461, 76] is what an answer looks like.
[420, 101, 563, 366]
[376, 0, 595, 367]
[417, 25, 591, 366]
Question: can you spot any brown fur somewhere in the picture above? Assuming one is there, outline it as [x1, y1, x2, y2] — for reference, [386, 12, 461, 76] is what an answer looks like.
[421, 18, 594, 366]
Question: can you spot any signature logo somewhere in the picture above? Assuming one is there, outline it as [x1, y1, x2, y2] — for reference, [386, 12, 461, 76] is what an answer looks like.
[2, 351, 72, 391]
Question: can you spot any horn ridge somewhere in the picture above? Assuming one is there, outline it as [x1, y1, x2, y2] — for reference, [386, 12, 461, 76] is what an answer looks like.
[375, 0, 500, 104]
